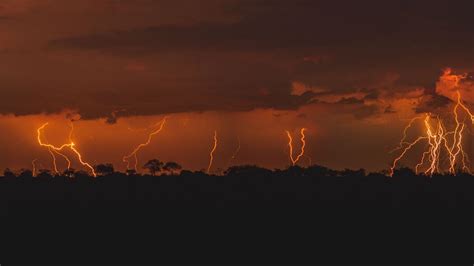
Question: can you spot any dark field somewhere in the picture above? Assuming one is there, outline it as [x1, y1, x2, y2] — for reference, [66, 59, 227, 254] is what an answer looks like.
[0, 165, 472, 264]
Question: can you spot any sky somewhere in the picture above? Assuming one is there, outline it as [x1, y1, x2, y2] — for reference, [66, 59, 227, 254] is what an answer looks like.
[1, 0, 474, 174]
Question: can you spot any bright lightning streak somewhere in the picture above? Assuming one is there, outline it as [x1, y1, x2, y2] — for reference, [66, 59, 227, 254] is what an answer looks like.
[123, 117, 167, 172]
[41, 128, 70, 173]
[207, 130, 218, 174]
[37, 123, 74, 152]
[390, 75, 474, 176]
[286, 128, 307, 166]
[390, 134, 428, 177]
[70, 144, 96, 177]
[455, 90, 474, 122]
[37, 123, 96, 177]
[296, 128, 306, 164]
[53, 149, 72, 170]
[47, 148, 59, 175]
[390, 116, 425, 153]
[66, 121, 96, 176]
[423, 116, 445, 176]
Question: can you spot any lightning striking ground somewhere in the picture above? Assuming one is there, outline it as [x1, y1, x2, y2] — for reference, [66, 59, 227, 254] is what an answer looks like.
[286, 128, 307, 166]
[207, 130, 218, 174]
[390, 72, 474, 176]
[123, 117, 167, 172]
[37, 123, 96, 177]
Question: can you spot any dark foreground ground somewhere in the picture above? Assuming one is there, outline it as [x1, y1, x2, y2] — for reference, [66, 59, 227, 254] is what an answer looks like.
[0, 166, 472, 264]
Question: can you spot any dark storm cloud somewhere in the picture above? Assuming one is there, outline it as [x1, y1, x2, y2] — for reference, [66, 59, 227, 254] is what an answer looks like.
[363, 91, 380, 101]
[414, 93, 452, 114]
[336, 97, 365, 105]
[329, 96, 384, 120]
[0, 60, 315, 120]
[3, 0, 474, 119]
[384, 105, 396, 114]
[50, 1, 474, 53]
[353, 105, 381, 120]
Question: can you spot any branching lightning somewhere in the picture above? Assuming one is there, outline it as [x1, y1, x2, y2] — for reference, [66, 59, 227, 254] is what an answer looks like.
[123, 117, 168, 172]
[207, 130, 218, 174]
[390, 72, 474, 176]
[37, 123, 96, 177]
[390, 116, 425, 154]
[286, 128, 307, 166]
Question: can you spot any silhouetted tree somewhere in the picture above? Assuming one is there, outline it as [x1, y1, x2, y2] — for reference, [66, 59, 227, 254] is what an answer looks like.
[19, 169, 33, 178]
[225, 165, 272, 176]
[37, 169, 53, 180]
[163, 162, 182, 175]
[3, 168, 15, 178]
[179, 170, 193, 176]
[143, 159, 163, 176]
[393, 167, 415, 177]
[306, 165, 332, 176]
[341, 168, 365, 177]
[75, 170, 90, 179]
[63, 168, 76, 178]
[95, 163, 115, 176]
[286, 165, 304, 176]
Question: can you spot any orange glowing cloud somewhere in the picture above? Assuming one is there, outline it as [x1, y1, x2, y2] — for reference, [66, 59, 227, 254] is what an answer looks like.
[436, 68, 474, 103]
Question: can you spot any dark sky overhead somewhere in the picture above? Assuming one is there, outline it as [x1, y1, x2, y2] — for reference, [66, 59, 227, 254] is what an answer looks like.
[1, 0, 474, 173]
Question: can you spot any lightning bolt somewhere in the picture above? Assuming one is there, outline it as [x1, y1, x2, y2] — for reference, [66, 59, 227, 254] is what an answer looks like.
[286, 128, 307, 166]
[207, 130, 218, 174]
[40, 130, 64, 175]
[37, 123, 96, 177]
[31, 159, 38, 177]
[47, 148, 59, 175]
[423, 116, 446, 176]
[390, 113, 464, 177]
[390, 116, 425, 154]
[70, 144, 96, 177]
[53, 149, 72, 170]
[390, 82, 474, 176]
[445, 90, 473, 174]
[455, 90, 474, 122]
[123, 117, 167, 172]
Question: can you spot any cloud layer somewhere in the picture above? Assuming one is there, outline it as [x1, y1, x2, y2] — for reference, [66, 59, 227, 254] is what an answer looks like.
[1, 0, 474, 120]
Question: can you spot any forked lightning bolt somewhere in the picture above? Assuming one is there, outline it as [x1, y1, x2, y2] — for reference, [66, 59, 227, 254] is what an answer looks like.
[390, 77, 474, 176]
[123, 117, 167, 172]
[286, 128, 307, 166]
[37, 123, 96, 177]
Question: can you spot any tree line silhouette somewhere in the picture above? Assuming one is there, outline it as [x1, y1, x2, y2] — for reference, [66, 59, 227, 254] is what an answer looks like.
[0, 159, 472, 210]
[0, 159, 471, 264]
